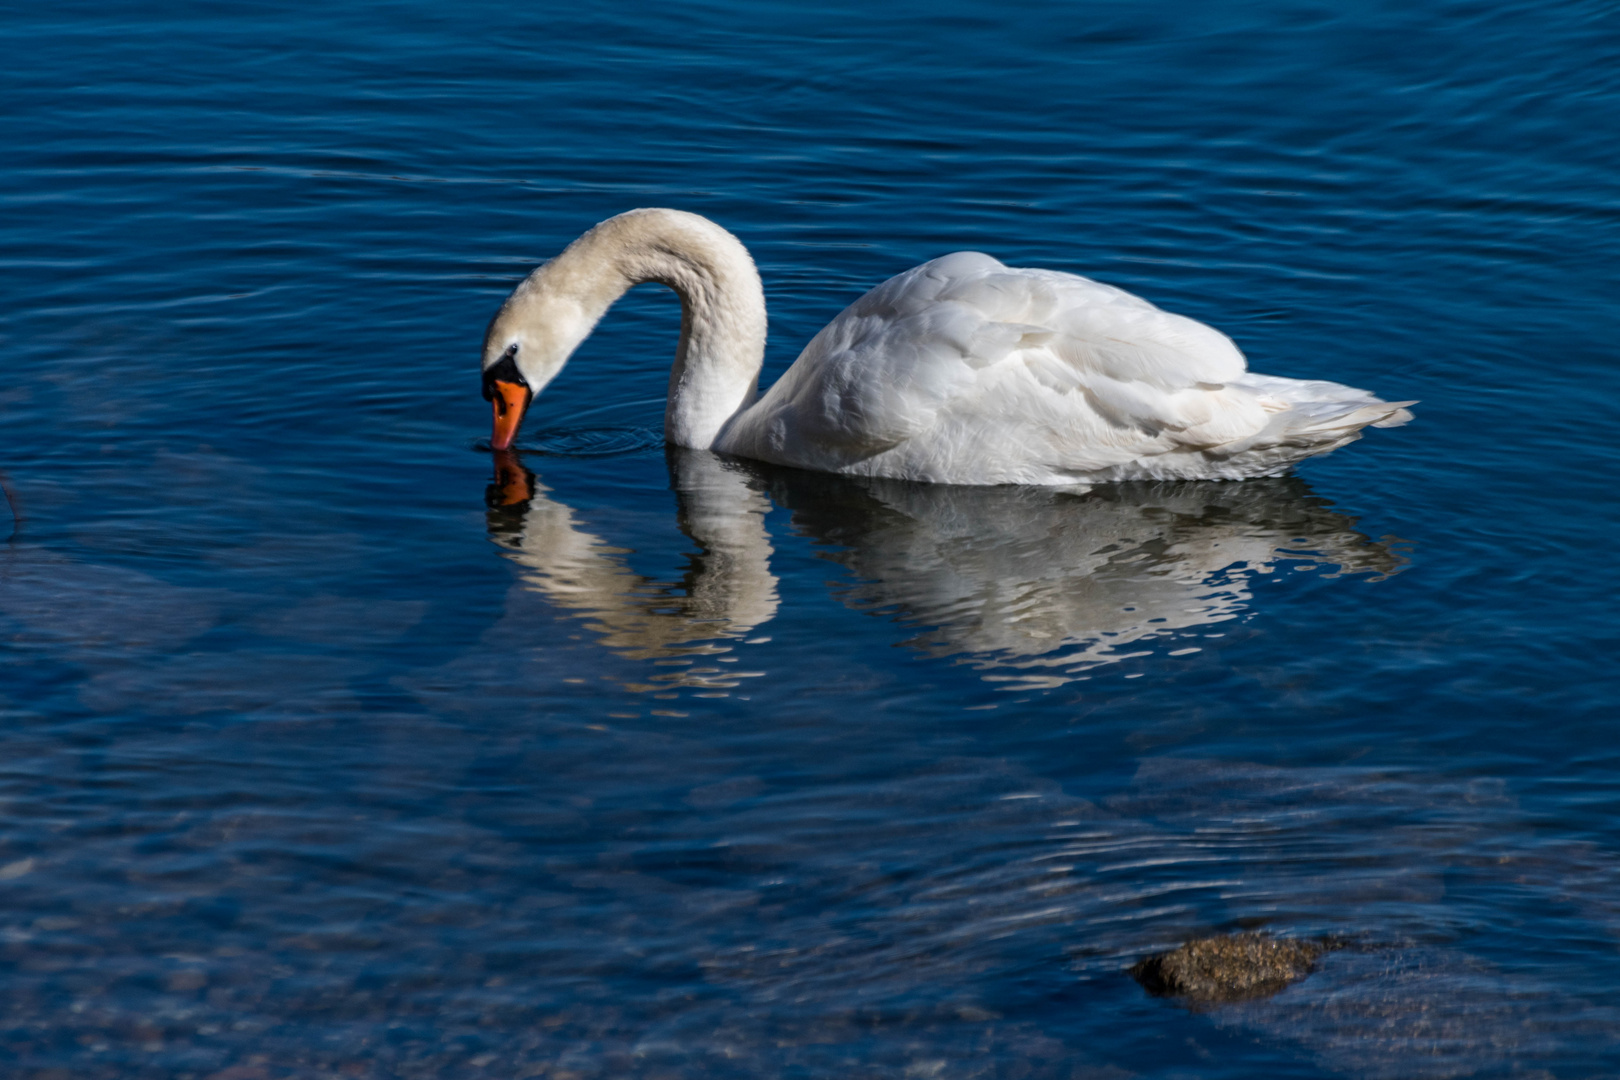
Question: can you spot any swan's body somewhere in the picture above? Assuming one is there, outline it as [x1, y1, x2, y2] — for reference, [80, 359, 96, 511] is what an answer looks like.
[482, 209, 1412, 485]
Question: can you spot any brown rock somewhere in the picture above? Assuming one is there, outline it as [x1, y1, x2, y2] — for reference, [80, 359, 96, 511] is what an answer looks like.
[1130, 932, 1335, 1004]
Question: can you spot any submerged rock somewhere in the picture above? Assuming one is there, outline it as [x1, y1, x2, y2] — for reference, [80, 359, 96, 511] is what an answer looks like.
[1130, 933, 1335, 1004]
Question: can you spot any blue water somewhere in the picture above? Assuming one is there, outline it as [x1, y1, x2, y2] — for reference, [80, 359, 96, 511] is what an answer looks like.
[3, 1, 1619, 1076]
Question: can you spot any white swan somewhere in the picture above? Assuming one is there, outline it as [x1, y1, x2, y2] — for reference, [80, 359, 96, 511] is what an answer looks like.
[482, 209, 1413, 486]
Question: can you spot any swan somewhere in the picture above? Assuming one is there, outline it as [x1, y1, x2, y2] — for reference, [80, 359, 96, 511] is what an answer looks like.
[481, 209, 1414, 486]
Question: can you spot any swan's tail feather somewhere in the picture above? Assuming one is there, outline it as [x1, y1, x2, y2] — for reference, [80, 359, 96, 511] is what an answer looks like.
[1059, 374, 1413, 483]
[1370, 402, 1417, 428]
[1279, 398, 1417, 439]
[1231, 373, 1415, 441]
[1151, 374, 1418, 477]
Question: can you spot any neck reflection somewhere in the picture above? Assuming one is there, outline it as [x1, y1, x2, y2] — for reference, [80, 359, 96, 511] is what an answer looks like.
[485, 449, 778, 694]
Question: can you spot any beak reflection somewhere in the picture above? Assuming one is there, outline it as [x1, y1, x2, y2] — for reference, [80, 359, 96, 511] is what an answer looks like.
[488, 450, 535, 507]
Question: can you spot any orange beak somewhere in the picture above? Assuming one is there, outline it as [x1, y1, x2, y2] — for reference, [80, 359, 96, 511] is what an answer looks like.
[488, 379, 532, 451]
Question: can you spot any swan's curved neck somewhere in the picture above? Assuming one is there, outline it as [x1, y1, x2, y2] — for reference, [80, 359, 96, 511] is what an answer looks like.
[502, 209, 767, 449]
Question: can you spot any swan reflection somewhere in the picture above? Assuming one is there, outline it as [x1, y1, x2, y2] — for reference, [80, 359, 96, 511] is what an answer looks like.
[755, 466, 1406, 689]
[485, 450, 1405, 692]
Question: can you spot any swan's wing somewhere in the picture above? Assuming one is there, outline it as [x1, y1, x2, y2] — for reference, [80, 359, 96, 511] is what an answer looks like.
[728, 253, 1275, 483]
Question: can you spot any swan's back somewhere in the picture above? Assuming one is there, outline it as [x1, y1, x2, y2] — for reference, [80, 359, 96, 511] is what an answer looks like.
[719, 253, 1411, 485]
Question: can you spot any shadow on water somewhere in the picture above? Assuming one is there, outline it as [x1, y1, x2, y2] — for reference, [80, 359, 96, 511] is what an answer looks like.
[485, 447, 1408, 692]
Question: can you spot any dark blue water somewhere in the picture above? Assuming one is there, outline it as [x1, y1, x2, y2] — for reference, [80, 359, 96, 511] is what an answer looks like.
[4, 2, 1619, 1076]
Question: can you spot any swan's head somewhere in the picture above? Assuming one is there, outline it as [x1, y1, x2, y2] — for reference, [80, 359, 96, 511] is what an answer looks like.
[480, 270, 596, 450]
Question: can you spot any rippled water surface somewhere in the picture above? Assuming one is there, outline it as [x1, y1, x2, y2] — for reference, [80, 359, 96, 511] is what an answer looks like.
[4, 2, 1619, 1076]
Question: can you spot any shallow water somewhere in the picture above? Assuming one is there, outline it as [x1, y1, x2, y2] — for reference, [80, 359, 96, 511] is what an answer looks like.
[3, 1, 1619, 1076]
